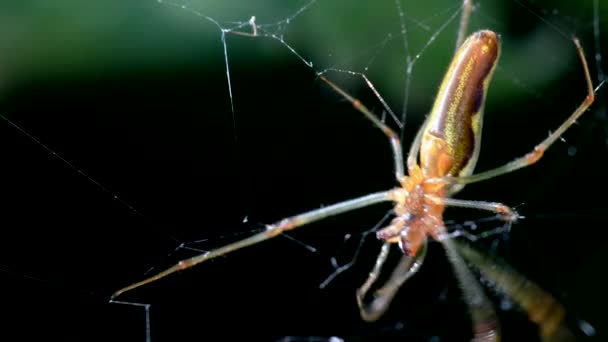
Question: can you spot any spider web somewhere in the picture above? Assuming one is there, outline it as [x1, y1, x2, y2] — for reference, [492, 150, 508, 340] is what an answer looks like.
[0, 0, 606, 341]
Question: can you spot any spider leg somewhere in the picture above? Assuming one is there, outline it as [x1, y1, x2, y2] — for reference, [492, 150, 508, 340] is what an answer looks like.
[455, 0, 474, 51]
[406, 115, 426, 171]
[426, 196, 518, 222]
[455, 240, 575, 341]
[111, 190, 394, 299]
[319, 75, 405, 180]
[441, 236, 500, 341]
[357, 240, 427, 321]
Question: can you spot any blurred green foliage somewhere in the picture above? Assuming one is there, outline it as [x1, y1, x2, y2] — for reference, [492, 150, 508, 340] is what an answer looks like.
[1, 0, 605, 111]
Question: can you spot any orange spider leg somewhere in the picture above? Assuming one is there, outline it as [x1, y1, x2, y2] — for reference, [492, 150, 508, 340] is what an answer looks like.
[111, 190, 394, 299]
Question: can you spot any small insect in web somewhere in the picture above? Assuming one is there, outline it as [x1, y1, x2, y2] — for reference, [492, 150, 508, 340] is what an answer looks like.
[112, 1, 598, 340]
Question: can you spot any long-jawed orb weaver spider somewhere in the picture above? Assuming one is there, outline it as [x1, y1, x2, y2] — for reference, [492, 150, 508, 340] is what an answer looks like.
[112, 1, 596, 340]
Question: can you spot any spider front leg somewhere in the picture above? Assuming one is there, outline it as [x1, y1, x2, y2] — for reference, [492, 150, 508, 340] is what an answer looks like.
[319, 75, 405, 181]
[426, 195, 519, 223]
[111, 190, 394, 299]
[441, 237, 500, 341]
[447, 37, 596, 186]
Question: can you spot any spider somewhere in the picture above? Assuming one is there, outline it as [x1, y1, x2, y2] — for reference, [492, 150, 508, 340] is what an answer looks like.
[112, 1, 596, 339]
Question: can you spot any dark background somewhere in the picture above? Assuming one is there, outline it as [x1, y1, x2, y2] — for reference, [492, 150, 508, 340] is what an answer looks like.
[0, 0, 606, 341]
